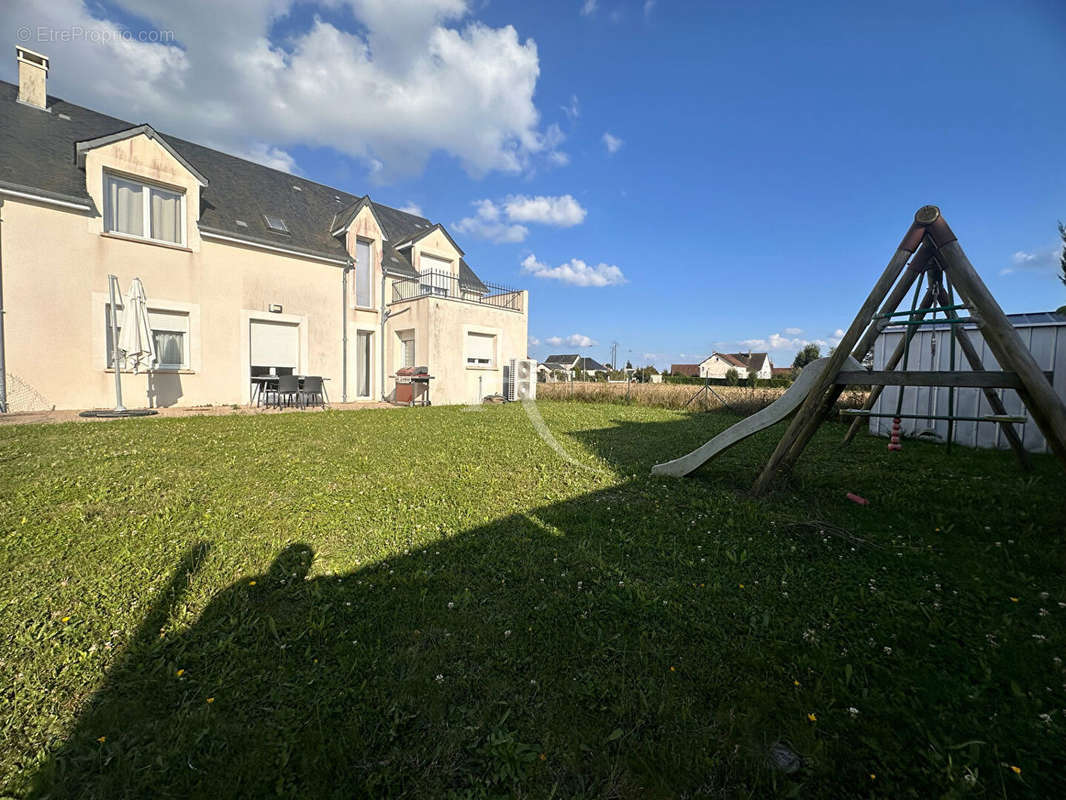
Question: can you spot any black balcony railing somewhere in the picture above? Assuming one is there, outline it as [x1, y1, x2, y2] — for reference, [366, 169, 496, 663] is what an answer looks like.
[391, 270, 524, 312]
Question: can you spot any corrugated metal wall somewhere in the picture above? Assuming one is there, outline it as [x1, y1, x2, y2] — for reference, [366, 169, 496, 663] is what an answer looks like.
[869, 317, 1066, 453]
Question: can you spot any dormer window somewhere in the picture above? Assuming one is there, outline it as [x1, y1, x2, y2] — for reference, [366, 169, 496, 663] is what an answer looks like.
[104, 173, 185, 245]
[264, 214, 289, 234]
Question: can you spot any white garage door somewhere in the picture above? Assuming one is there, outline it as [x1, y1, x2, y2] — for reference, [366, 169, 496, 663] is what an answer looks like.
[250, 319, 299, 370]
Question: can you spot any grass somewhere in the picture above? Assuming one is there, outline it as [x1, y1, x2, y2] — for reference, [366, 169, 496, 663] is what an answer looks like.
[537, 380, 869, 415]
[1, 402, 1064, 798]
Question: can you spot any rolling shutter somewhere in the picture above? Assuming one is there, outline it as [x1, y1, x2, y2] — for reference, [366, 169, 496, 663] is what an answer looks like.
[250, 320, 299, 369]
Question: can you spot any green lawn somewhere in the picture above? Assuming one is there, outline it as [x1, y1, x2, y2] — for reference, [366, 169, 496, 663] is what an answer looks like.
[1, 402, 1064, 798]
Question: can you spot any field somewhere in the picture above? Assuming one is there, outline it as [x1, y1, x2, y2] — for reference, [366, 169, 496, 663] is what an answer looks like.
[1, 402, 1064, 798]
[537, 380, 869, 415]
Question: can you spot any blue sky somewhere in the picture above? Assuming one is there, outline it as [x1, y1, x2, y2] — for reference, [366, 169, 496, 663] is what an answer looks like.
[5, 0, 1065, 369]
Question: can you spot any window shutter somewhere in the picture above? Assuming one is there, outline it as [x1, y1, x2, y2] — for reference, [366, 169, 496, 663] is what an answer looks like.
[466, 332, 494, 363]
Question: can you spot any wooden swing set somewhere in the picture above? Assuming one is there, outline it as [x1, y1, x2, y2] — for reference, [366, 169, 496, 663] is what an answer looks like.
[744, 205, 1066, 494]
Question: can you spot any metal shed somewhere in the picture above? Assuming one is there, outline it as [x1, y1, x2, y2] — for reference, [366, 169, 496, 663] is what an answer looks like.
[869, 311, 1066, 453]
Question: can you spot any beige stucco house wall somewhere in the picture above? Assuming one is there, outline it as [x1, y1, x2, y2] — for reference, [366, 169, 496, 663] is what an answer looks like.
[699, 353, 773, 380]
[1, 131, 528, 411]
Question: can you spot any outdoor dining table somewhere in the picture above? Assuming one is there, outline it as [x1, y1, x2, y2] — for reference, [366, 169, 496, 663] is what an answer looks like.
[250, 375, 330, 407]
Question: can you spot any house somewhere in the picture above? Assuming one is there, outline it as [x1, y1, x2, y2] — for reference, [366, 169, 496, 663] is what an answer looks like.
[698, 352, 773, 380]
[670, 364, 700, 377]
[771, 367, 792, 379]
[537, 354, 606, 381]
[0, 47, 528, 412]
[574, 357, 608, 377]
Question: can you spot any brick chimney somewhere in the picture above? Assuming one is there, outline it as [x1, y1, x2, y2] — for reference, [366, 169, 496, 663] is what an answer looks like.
[16, 46, 49, 109]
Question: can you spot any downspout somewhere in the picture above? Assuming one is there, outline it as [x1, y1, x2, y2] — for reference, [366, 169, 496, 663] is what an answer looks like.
[0, 198, 6, 413]
[380, 268, 388, 401]
[341, 256, 351, 402]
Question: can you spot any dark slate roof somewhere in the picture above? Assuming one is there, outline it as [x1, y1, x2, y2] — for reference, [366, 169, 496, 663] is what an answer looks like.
[575, 357, 607, 372]
[0, 80, 490, 285]
[544, 354, 580, 366]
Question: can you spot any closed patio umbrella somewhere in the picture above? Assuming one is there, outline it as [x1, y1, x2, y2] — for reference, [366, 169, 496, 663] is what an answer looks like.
[117, 277, 156, 374]
[79, 275, 159, 417]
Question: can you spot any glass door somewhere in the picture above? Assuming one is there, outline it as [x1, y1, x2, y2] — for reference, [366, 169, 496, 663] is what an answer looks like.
[356, 331, 372, 398]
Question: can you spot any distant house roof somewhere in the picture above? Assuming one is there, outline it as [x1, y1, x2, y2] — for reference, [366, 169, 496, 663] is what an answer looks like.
[544, 354, 580, 367]
[670, 364, 700, 377]
[0, 80, 491, 287]
[575, 357, 607, 372]
[771, 367, 792, 377]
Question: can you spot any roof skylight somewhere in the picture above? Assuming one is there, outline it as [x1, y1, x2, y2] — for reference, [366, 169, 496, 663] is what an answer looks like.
[263, 214, 289, 234]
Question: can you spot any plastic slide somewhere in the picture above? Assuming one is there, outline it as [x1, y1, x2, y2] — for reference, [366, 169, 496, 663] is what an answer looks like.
[651, 355, 862, 477]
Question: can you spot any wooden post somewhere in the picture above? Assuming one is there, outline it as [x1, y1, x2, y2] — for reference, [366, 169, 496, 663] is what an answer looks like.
[751, 212, 931, 495]
[842, 284, 937, 444]
[936, 284, 1031, 469]
[777, 241, 942, 471]
[931, 217, 1066, 469]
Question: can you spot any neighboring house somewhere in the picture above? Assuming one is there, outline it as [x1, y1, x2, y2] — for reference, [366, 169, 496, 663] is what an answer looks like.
[699, 352, 774, 380]
[0, 48, 528, 411]
[574, 357, 607, 377]
[670, 364, 700, 377]
[771, 367, 792, 379]
[537, 354, 606, 381]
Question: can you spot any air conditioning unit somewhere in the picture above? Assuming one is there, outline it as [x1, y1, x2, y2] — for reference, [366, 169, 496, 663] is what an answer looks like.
[504, 358, 537, 401]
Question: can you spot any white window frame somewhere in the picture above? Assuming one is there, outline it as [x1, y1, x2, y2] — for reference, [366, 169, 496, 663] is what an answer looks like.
[354, 238, 374, 309]
[103, 171, 187, 246]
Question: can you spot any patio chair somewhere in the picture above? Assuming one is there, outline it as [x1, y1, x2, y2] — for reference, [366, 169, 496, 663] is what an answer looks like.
[276, 374, 300, 408]
[299, 375, 325, 409]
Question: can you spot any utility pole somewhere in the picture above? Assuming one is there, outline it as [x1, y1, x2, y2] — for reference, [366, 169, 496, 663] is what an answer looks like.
[610, 341, 618, 373]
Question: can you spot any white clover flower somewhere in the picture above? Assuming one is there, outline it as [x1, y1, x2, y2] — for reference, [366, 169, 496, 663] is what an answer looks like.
[447, 601, 455, 609]
[435, 674, 444, 683]
[848, 707, 859, 717]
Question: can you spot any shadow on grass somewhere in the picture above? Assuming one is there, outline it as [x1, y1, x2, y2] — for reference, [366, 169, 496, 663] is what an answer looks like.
[28, 413, 1066, 799]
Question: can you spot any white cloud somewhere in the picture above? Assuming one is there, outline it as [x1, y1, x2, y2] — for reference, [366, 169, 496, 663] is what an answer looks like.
[455, 194, 585, 242]
[521, 254, 627, 287]
[643, 0, 656, 16]
[1, 0, 553, 180]
[399, 202, 424, 216]
[561, 94, 580, 121]
[1000, 246, 1063, 276]
[581, 0, 598, 16]
[528, 336, 541, 347]
[602, 132, 623, 155]
[229, 143, 300, 173]
[453, 199, 528, 243]
[783, 327, 803, 336]
[504, 195, 586, 227]
[546, 334, 598, 347]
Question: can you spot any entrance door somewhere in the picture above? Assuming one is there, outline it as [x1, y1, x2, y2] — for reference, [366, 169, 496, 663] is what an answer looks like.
[356, 331, 372, 399]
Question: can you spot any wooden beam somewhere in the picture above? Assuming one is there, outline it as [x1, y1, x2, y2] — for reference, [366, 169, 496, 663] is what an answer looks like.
[842, 284, 936, 444]
[932, 221, 1066, 470]
[834, 370, 1033, 389]
[842, 278, 1032, 470]
[785, 241, 939, 466]
[937, 281, 1030, 470]
[751, 217, 929, 495]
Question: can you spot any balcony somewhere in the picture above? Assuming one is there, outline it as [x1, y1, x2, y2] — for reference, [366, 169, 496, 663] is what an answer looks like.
[390, 270, 524, 313]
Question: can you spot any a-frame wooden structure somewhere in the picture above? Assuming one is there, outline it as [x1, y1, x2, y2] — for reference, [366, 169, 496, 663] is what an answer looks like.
[750, 205, 1066, 495]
